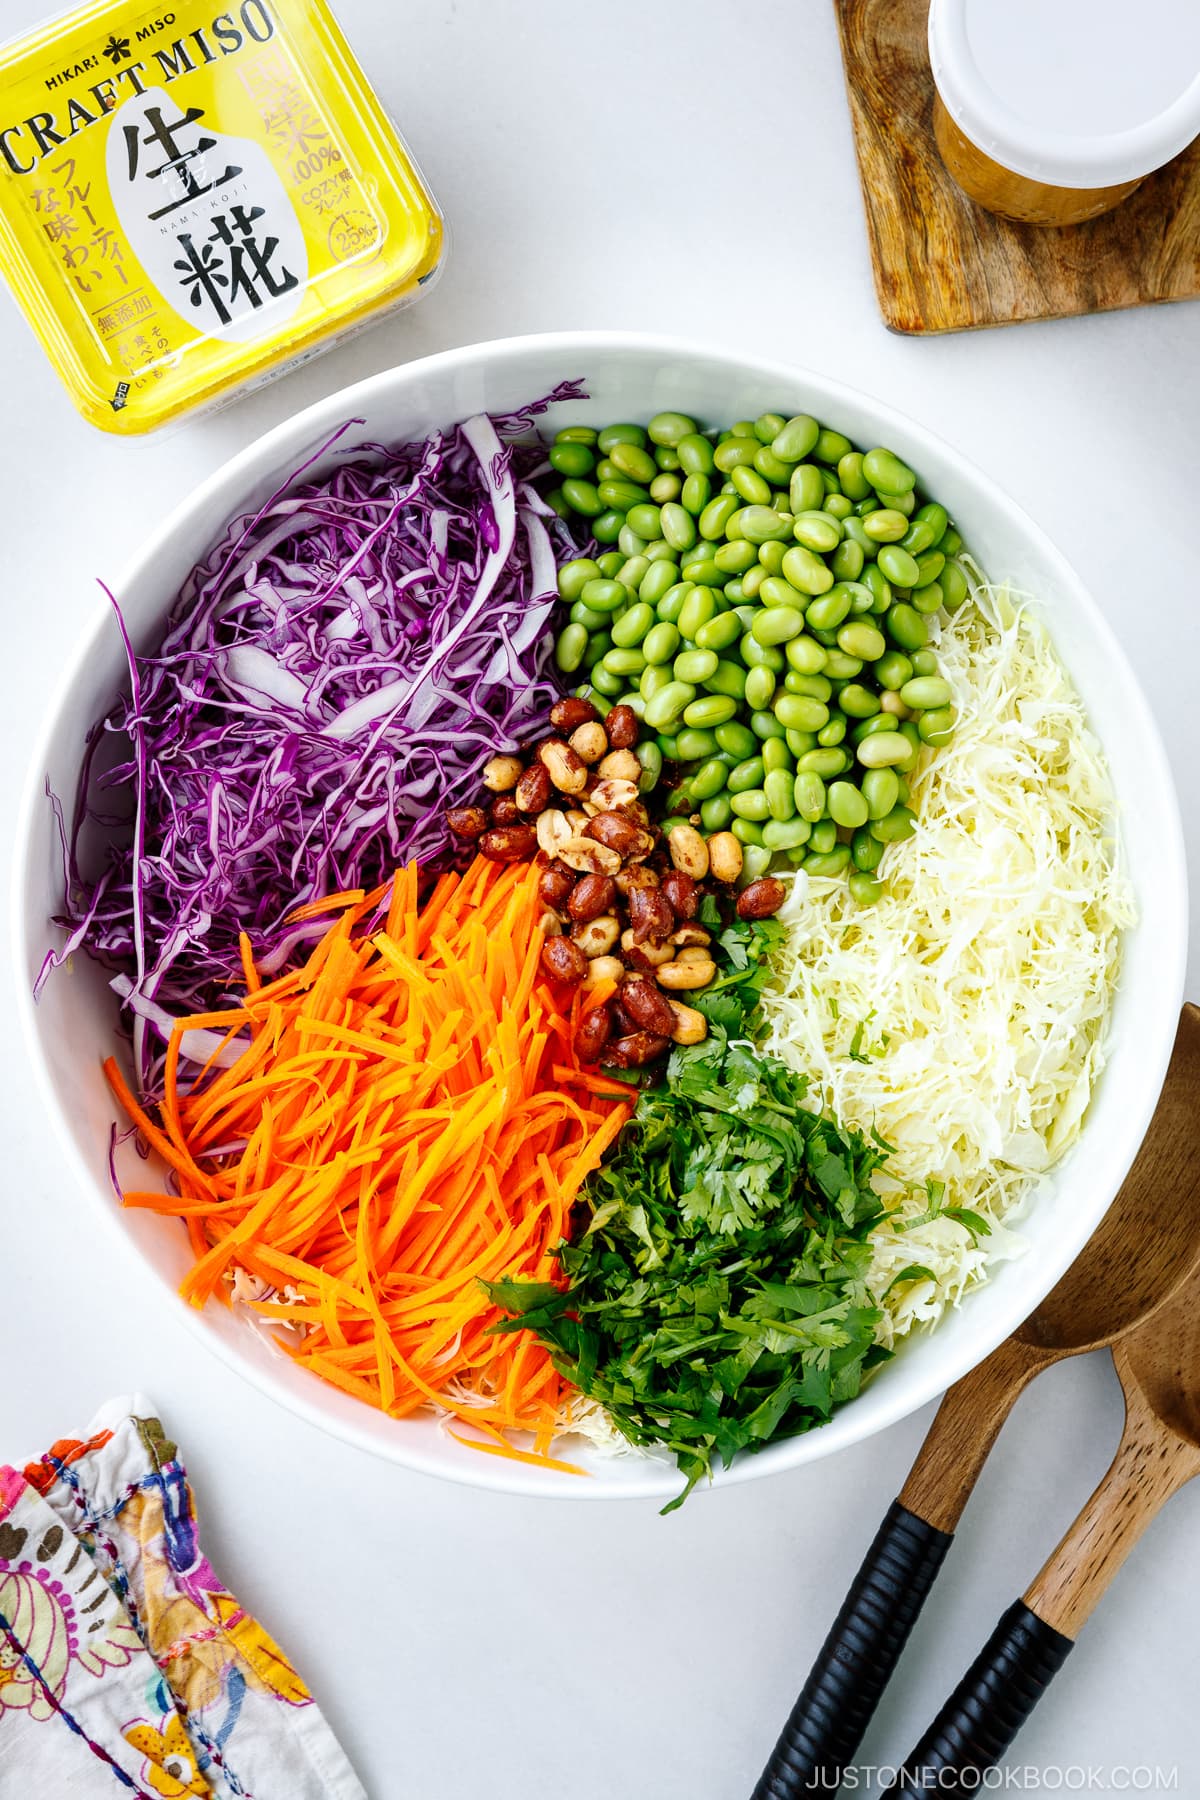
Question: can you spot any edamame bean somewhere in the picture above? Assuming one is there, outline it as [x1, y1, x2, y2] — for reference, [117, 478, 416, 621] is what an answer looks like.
[838, 683, 881, 719]
[914, 501, 948, 544]
[676, 727, 719, 761]
[862, 767, 900, 819]
[675, 647, 719, 684]
[561, 477, 603, 516]
[592, 509, 625, 543]
[597, 424, 647, 453]
[744, 664, 777, 710]
[644, 681, 696, 730]
[681, 473, 712, 515]
[785, 728, 817, 757]
[555, 425, 597, 446]
[862, 564, 892, 614]
[731, 465, 772, 506]
[691, 758, 729, 800]
[617, 556, 649, 593]
[617, 691, 648, 719]
[785, 635, 828, 675]
[775, 693, 830, 732]
[940, 527, 964, 557]
[715, 539, 758, 575]
[603, 647, 646, 677]
[814, 427, 853, 464]
[618, 527, 646, 559]
[875, 650, 913, 690]
[549, 441, 596, 479]
[623, 504, 660, 542]
[731, 789, 771, 822]
[780, 544, 835, 596]
[758, 541, 788, 576]
[591, 662, 624, 696]
[857, 732, 911, 769]
[682, 557, 725, 587]
[684, 694, 738, 728]
[836, 451, 871, 501]
[573, 600, 607, 630]
[555, 623, 588, 671]
[728, 755, 766, 794]
[656, 582, 692, 625]
[701, 793, 734, 831]
[758, 576, 802, 610]
[650, 474, 681, 504]
[900, 675, 952, 710]
[742, 633, 784, 670]
[887, 604, 928, 651]
[762, 768, 796, 821]
[823, 649, 863, 679]
[678, 588, 717, 639]
[755, 446, 794, 485]
[738, 506, 794, 544]
[580, 577, 628, 614]
[761, 735, 792, 774]
[714, 439, 759, 473]
[901, 518, 937, 556]
[862, 447, 916, 495]
[707, 659, 748, 700]
[732, 818, 766, 848]
[763, 818, 812, 851]
[785, 672, 833, 702]
[824, 493, 853, 521]
[640, 663, 673, 701]
[716, 721, 757, 758]
[918, 705, 957, 745]
[941, 559, 969, 611]
[638, 560, 679, 607]
[877, 543, 921, 587]
[696, 611, 742, 652]
[751, 710, 787, 740]
[634, 741, 663, 792]
[838, 620, 887, 661]
[852, 826, 884, 871]
[648, 411, 698, 447]
[843, 515, 876, 560]
[742, 564, 767, 599]
[794, 771, 826, 820]
[828, 781, 869, 829]
[808, 820, 839, 855]
[751, 605, 805, 647]
[912, 580, 943, 616]
[853, 713, 898, 744]
[676, 432, 715, 476]
[657, 733, 681, 758]
[805, 588, 853, 632]
[611, 602, 654, 647]
[863, 509, 909, 543]
[699, 494, 739, 539]
[598, 479, 649, 513]
[788, 464, 826, 515]
[642, 621, 681, 665]
[870, 806, 917, 844]
[804, 846, 852, 877]
[831, 538, 865, 582]
[848, 871, 883, 905]
[660, 502, 697, 553]
[792, 511, 842, 554]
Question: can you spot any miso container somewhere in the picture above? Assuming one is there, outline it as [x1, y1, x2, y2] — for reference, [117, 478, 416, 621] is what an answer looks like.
[0, 0, 444, 431]
[928, 0, 1200, 225]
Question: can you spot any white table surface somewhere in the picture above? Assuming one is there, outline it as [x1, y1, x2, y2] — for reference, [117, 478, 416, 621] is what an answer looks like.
[2, 4, 1198, 1796]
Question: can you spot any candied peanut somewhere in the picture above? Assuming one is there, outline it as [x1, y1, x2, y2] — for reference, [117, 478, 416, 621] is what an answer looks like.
[559, 836, 622, 876]
[736, 877, 787, 920]
[620, 928, 674, 970]
[584, 955, 625, 986]
[536, 809, 572, 858]
[567, 873, 616, 924]
[550, 696, 599, 734]
[515, 763, 553, 813]
[571, 914, 621, 958]
[584, 811, 648, 858]
[588, 776, 640, 814]
[538, 739, 588, 795]
[619, 977, 677, 1037]
[660, 870, 699, 919]
[603, 705, 640, 749]
[541, 936, 587, 984]
[478, 825, 536, 863]
[707, 831, 744, 884]
[538, 860, 576, 909]
[574, 1004, 613, 1064]
[665, 999, 708, 1046]
[482, 755, 522, 792]
[657, 957, 717, 990]
[667, 823, 709, 881]
[628, 884, 675, 945]
[446, 807, 488, 840]
[596, 748, 642, 783]
[569, 721, 609, 765]
[604, 1031, 670, 1069]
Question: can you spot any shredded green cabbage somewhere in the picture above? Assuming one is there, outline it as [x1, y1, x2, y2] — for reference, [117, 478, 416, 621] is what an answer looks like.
[758, 584, 1135, 1346]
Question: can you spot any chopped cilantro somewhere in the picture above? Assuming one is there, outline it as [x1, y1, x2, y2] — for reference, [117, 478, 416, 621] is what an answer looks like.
[487, 922, 891, 1511]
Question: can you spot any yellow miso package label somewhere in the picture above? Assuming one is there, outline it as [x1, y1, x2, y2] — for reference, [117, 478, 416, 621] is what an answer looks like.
[0, 0, 444, 432]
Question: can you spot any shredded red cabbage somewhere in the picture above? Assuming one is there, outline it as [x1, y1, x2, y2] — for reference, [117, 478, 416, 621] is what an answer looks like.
[43, 381, 588, 1096]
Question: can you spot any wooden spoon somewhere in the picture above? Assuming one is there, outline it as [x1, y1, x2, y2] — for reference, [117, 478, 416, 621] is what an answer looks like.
[887, 1188, 1200, 1791]
[753, 1004, 1200, 1800]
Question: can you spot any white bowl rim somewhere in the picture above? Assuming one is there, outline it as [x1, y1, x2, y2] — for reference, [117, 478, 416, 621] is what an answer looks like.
[13, 328, 1189, 1501]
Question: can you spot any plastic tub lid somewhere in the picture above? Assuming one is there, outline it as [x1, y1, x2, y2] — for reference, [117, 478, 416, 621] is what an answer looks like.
[928, 0, 1200, 189]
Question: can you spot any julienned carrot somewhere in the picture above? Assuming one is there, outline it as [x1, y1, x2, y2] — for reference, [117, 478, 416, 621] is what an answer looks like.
[105, 856, 632, 1463]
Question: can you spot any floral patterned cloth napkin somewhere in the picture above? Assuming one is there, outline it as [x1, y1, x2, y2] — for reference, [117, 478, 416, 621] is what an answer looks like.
[0, 1397, 366, 1798]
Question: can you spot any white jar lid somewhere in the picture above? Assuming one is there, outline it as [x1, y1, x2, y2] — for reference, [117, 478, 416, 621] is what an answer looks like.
[928, 0, 1200, 189]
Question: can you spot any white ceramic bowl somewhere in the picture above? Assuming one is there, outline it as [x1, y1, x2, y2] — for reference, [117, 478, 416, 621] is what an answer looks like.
[14, 332, 1188, 1502]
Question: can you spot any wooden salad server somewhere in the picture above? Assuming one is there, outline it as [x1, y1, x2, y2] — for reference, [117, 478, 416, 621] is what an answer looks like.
[884, 1189, 1200, 1792]
[753, 1003, 1200, 1800]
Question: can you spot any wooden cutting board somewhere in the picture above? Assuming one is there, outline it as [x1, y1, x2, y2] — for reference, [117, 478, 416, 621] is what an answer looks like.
[834, 0, 1200, 334]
